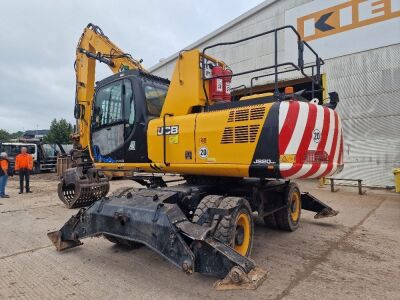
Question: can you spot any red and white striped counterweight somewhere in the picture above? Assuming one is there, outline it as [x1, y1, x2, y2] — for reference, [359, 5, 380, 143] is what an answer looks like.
[278, 100, 344, 179]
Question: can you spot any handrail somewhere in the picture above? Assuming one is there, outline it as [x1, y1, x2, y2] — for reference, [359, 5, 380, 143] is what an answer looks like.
[162, 113, 173, 166]
[249, 64, 321, 95]
[201, 25, 324, 102]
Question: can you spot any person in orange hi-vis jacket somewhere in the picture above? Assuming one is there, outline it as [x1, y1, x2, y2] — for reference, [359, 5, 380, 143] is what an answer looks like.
[15, 147, 33, 194]
[0, 152, 10, 198]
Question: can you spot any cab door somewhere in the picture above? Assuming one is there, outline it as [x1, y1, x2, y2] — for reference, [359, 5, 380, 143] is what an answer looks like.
[91, 79, 125, 162]
[91, 78, 147, 163]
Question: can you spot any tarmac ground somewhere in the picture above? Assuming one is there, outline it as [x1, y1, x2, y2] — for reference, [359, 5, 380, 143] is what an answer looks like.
[0, 174, 399, 299]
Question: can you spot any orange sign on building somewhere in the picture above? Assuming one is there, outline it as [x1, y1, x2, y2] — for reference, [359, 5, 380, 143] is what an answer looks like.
[297, 0, 400, 42]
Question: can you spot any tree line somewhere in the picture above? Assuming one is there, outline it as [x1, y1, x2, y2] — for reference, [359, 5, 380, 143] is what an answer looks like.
[0, 119, 73, 144]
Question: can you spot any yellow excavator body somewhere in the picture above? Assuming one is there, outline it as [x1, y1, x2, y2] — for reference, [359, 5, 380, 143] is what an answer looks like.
[51, 24, 342, 289]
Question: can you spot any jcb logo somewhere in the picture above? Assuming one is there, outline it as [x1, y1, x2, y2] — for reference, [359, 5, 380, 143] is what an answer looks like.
[297, 0, 400, 42]
[157, 125, 179, 136]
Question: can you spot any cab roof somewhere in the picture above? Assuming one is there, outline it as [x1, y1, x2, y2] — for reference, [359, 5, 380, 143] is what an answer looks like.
[95, 69, 170, 88]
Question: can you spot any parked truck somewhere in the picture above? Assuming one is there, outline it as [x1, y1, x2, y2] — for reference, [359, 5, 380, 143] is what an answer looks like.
[0, 139, 66, 173]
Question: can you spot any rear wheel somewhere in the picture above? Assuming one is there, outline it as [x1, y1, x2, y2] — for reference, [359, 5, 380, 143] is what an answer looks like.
[275, 182, 301, 232]
[214, 197, 253, 257]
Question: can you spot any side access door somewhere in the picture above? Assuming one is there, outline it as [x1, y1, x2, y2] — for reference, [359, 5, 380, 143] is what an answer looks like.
[90, 77, 148, 163]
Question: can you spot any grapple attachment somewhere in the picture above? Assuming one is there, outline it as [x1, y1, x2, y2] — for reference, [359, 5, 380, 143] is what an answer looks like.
[57, 167, 110, 208]
[48, 189, 266, 289]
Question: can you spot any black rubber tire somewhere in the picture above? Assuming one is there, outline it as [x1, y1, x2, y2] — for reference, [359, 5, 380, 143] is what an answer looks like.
[192, 195, 223, 225]
[275, 182, 301, 232]
[214, 197, 254, 257]
[33, 163, 40, 174]
[103, 235, 143, 249]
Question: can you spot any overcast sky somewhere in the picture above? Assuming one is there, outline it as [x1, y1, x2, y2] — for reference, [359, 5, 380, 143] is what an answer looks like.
[0, 0, 264, 133]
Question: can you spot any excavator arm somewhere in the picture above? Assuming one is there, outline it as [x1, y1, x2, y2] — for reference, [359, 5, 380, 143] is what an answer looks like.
[73, 23, 145, 150]
[58, 24, 146, 209]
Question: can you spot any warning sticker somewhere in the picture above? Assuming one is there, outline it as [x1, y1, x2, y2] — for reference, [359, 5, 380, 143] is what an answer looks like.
[280, 154, 296, 163]
[199, 147, 208, 159]
[169, 135, 179, 144]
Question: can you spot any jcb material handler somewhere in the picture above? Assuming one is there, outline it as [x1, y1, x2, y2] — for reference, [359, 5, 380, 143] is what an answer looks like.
[49, 24, 343, 289]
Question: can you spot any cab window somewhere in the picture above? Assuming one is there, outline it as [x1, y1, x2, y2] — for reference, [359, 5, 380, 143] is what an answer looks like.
[144, 83, 167, 117]
[123, 79, 135, 125]
[94, 81, 123, 128]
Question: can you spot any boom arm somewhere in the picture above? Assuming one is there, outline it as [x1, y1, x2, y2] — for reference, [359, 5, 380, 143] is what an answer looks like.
[73, 23, 145, 149]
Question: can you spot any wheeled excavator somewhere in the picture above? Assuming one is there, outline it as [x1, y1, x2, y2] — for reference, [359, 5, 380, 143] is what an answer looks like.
[49, 23, 343, 289]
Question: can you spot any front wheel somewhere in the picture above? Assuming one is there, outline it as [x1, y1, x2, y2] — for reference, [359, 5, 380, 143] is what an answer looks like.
[214, 197, 254, 257]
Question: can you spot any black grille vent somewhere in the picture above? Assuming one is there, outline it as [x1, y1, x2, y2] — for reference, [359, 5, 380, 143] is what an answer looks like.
[227, 111, 234, 122]
[227, 106, 266, 122]
[250, 125, 259, 142]
[250, 107, 266, 120]
[221, 125, 260, 144]
[221, 127, 234, 144]
[235, 126, 249, 143]
[234, 109, 250, 122]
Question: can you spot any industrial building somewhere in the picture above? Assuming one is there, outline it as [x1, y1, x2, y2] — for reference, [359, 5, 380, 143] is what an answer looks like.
[150, 0, 400, 187]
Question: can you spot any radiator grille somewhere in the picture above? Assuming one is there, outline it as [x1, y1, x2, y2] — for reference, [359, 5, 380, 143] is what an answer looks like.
[221, 125, 260, 144]
[249, 125, 259, 142]
[221, 127, 234, 144]
[227, 106, 266, 122]
[235, 126, 249, 143]
[250, 107, 266, 120]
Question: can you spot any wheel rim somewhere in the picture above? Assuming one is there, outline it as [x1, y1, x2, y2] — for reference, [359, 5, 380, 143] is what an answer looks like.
[290, 192, 301, 222]
[234, 212, 251, 256]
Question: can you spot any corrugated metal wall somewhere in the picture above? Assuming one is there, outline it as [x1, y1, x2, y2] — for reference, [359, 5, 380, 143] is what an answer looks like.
[326, 44, 400, 187]
[151, 0, 312, 81]
[151, 0, 400, 187]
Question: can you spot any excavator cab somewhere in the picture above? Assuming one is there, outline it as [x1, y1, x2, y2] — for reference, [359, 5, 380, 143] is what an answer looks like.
[58, 70, 169, 209]
[91, 70, 169, 164]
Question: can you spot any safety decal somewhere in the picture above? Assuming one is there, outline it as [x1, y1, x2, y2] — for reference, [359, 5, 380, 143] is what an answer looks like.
[128, 140, 136, 151]
[199, 147, 208, 159]
[313, 129, 321, 143]
[279, 154, 296, 164]
[169, 135, 179, 144]
[185, 151, 192, 160]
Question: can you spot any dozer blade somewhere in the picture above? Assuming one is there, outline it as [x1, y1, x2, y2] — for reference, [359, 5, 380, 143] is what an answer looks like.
[301, 192, 339, 219]
[58, 167, 110, 208]
[48, 189, 266, 289]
